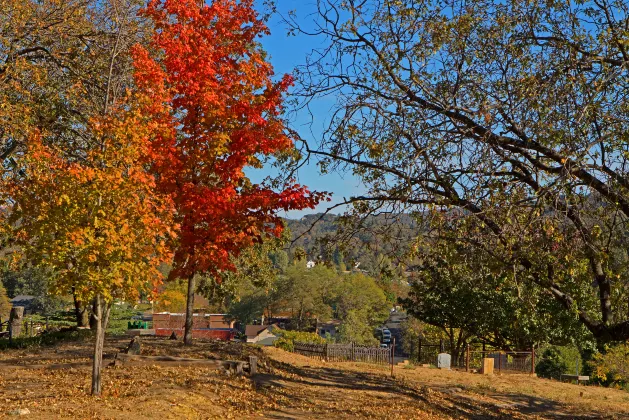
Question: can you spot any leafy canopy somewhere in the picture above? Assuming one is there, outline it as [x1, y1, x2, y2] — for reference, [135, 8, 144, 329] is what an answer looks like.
[133, 0, 326, 282]
[2, 107, 175, 305]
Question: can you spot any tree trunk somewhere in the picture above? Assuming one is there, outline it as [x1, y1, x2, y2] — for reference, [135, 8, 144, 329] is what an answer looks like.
[184, 274, 196, 345]
[91, 295, 112, 396]
[89, 298, 99, 330]
[73, 290, 89, 328]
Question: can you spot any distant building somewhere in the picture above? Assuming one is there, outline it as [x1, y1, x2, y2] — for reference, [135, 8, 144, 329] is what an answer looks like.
[152, 313, 236, 340]
[245, 324, 279, 346]
[317, 320, 341, 338]
[261, 310, 317, 332]
[306, 260, 316, 269]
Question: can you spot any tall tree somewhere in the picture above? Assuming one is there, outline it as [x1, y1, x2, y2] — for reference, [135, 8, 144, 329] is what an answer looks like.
[401, 240, 589, 351]
[133, 0, 324, 344]
[0, 0, 150, 326]
[2, 107, 174, 395]
[278, 263, 338, 328]
[291, 0, 629, 343]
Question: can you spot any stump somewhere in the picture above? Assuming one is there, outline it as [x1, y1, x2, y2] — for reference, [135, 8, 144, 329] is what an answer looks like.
[125, 337, 142, 355]
[249, 356, 257, 376]
[9, 306, 24, 341]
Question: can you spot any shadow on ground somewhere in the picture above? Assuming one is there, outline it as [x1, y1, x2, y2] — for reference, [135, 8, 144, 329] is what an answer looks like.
[258, 359, 608, 419]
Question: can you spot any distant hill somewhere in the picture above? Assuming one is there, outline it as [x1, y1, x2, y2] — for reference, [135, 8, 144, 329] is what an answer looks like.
[284, 213, 419, 272]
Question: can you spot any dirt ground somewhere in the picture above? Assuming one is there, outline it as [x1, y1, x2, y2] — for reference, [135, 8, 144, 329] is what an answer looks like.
[1, 335, 628, 419]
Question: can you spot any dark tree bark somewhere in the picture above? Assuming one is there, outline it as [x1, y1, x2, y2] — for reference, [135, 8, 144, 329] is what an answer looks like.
[72, 290, 89, 328]
[184, 274, 196, 345]
[89, 298, 99, 330]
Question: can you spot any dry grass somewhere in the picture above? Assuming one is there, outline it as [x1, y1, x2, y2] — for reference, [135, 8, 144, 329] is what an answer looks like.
[264, 347, 629, 419]
[0, 336, 628, 419]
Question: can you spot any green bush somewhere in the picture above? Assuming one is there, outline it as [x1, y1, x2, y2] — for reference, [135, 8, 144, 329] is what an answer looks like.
[536, 347, 568, 380]
[0, 327, 92, 350]
[273, 329, 325, 352]
[590, 343, 629, 388]
[107, 303, 151, 335]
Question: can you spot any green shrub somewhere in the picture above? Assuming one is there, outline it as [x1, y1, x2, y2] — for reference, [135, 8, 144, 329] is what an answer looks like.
[590, 343, 629, 388]
[536, 347, 568, 380]
[273, 329, 325, 352]
[0, 327, 92, 350]
[106, 303, 150, 335]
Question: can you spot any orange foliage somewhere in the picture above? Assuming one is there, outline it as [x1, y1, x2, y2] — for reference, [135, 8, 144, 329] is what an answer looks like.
[2, 105, 176, 304]
[132, 0, 327, 281]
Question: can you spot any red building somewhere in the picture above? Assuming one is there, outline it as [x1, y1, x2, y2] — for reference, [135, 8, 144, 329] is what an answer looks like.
[153, 313, 236, 340]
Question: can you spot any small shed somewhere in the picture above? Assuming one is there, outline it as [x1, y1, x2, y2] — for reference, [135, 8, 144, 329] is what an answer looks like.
[245, 324, 279, 346]
[317, 320, 341, 338]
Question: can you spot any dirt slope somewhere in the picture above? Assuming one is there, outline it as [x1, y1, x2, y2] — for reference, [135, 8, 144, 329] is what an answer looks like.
[1, 337, 628, 419]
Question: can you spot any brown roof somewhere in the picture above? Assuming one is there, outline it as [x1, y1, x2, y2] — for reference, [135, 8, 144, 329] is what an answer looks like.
[245, 324, 274, 338]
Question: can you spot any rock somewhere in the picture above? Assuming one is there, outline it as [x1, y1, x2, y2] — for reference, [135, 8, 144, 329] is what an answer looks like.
[443, 387, 463, 395]
[169, 331, 178, 340]
[125, 337, 141, 355]
[7, 408, 30, 416]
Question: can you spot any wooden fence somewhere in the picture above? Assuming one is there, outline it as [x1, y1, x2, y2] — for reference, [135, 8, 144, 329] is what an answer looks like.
[294, 342, 391, 365]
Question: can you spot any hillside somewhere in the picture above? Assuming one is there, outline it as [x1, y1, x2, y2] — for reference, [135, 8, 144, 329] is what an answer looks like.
[285, 213, 419, 272]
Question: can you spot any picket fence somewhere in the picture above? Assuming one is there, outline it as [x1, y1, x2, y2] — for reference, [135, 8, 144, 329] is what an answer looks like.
[293, 342, 391, 365]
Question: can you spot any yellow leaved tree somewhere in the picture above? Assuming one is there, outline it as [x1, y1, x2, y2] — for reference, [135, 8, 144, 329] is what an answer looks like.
[1, 106, 175, 395]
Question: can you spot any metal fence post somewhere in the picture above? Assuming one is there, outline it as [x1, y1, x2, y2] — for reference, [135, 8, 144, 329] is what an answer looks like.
[418, 338, 422, 364]
[440, 338, 444, 353]
[325, 343, 329, 362]
[498, 350, 502, 374]
[466, 344, 470, 372]
[391, 337, 395, 377]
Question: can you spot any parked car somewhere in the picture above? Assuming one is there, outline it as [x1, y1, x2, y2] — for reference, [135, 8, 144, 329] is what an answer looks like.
[376, 327, 391, 343]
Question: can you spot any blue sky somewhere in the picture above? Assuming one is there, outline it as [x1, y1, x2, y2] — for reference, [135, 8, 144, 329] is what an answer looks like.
[246, 1, 364, 219]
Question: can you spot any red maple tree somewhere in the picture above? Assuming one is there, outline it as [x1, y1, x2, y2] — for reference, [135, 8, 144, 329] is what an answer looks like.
[133, 0, 325, 343]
